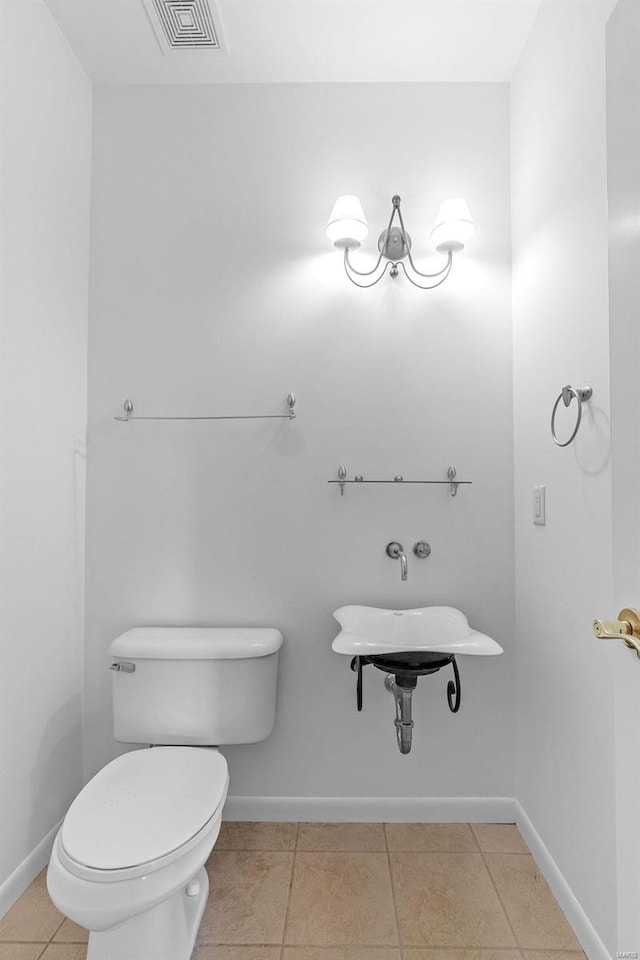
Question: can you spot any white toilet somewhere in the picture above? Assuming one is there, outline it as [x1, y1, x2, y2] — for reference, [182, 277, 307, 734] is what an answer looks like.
[47, 626, 283, 960]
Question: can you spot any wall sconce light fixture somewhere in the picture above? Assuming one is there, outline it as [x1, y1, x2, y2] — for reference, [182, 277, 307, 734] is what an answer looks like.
[326, 194, 474, 289]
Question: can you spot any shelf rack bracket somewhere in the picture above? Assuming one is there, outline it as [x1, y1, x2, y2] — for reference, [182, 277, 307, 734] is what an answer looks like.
[338, 465, 347, 496]
[447, 465, 459, 498]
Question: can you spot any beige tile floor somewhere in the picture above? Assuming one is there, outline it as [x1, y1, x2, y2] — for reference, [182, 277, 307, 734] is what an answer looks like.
[0, 823, 586, 960]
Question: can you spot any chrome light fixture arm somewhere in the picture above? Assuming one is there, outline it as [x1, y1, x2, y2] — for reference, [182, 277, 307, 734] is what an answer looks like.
[341, 203, 397, 286]
[344, 249, 393, 288]
[397, 255, 453, 290]
[346, 203, 396, 276]
[394, 202, 453, 280]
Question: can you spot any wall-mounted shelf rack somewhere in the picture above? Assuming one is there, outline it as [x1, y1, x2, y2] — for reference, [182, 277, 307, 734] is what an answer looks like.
[329, 465, 470, 498]
[114, 392, 296, 422]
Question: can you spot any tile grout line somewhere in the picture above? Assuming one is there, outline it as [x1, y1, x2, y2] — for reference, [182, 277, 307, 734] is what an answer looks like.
[478, 849, 585, 957]
[49, 916, 66, 945]
[468, 820, 524, 953]
[469, 821, 482, 852]
[384, 822, 403, 951]
[477, 843, 525, 951]
[388, 822, 529, 955]
[0, 946, 52, 958]
[278, 822, 300, 959]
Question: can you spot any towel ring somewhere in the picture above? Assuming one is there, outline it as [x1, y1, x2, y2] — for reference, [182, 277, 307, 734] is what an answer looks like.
[551, 384, 593, 447]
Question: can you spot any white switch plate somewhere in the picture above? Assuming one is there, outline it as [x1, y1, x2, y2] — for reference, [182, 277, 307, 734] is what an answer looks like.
[533, 485, 546, 525]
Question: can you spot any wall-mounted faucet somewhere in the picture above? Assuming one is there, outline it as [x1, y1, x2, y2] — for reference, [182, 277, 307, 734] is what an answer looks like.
[386, 542, 408, 581]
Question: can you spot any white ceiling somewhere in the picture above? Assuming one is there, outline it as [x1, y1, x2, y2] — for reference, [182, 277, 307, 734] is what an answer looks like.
[45, 0, 541, 85]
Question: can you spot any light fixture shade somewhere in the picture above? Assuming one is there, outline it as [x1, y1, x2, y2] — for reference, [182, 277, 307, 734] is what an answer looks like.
[430, 197, 475, 253]
[326, 195, 369, 248]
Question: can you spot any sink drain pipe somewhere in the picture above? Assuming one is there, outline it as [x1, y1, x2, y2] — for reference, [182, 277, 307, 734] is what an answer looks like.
[350, 655, 462, 755]
[384, 674, 416, 754]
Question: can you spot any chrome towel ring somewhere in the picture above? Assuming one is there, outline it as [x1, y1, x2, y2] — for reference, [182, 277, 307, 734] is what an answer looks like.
[551, 384, 593, 447]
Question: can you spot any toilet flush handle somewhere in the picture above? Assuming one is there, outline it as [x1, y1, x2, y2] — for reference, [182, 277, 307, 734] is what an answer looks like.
[110, 661, 136, 673]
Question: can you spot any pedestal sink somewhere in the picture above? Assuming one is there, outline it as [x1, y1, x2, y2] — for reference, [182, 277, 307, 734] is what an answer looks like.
[332, 606, 503, 754]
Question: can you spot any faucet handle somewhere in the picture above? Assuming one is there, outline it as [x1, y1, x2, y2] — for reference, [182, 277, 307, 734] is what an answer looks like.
[413, 541, 431, 559]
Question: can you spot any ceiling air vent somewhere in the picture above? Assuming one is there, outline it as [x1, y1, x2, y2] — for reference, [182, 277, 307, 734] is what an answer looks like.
[142, 0, 225, 52]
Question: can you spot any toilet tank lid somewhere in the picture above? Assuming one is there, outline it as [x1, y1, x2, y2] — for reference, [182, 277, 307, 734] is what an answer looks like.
[110, 627, 283, 660]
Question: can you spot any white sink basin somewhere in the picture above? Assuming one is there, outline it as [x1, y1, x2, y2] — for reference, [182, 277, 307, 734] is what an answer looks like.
[332, 605, 503, 657]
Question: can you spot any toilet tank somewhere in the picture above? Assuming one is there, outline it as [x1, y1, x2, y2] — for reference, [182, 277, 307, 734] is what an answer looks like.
[109, 627, 283, 745]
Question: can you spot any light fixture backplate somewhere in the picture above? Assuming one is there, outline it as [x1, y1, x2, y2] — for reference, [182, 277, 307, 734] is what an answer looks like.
[378, 226, 412, 261]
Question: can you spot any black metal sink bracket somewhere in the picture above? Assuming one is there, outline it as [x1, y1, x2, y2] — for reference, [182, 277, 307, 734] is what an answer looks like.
[350, 655, 370, 711]
[349, 652, 461, 725]
[447, 657, 461, 713]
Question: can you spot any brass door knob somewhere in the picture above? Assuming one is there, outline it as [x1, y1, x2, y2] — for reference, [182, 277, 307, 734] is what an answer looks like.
[593, 608, 640, 658]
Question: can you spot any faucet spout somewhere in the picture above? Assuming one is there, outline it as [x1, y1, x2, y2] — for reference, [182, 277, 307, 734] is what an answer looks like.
[386, 541, 408, 581]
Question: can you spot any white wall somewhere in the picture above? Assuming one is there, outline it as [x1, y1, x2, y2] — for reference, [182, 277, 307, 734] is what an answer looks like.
[511, 0, 617, 951]
[84, 82, 515, 802]
[0, 0, 91, 903]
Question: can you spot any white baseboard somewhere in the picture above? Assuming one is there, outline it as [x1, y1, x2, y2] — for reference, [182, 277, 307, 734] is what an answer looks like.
[0, 819, 62, 919]
[515, 802, 611, 960]
[223, 795, 517, 823]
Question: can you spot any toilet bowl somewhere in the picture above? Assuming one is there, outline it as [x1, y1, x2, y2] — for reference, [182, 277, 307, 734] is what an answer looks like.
[47, 625, 282, 960]
[48, 746, 229, 960]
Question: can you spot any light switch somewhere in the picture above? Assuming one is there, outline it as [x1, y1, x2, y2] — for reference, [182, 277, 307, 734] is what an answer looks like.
[533, 485, 546, 526]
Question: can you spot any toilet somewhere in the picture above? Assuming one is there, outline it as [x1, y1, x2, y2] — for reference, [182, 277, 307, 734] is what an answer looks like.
[47, 626, 283, 960]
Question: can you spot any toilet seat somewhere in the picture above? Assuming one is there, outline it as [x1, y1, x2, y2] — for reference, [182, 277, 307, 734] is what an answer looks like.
[60, 747, 228, 882]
